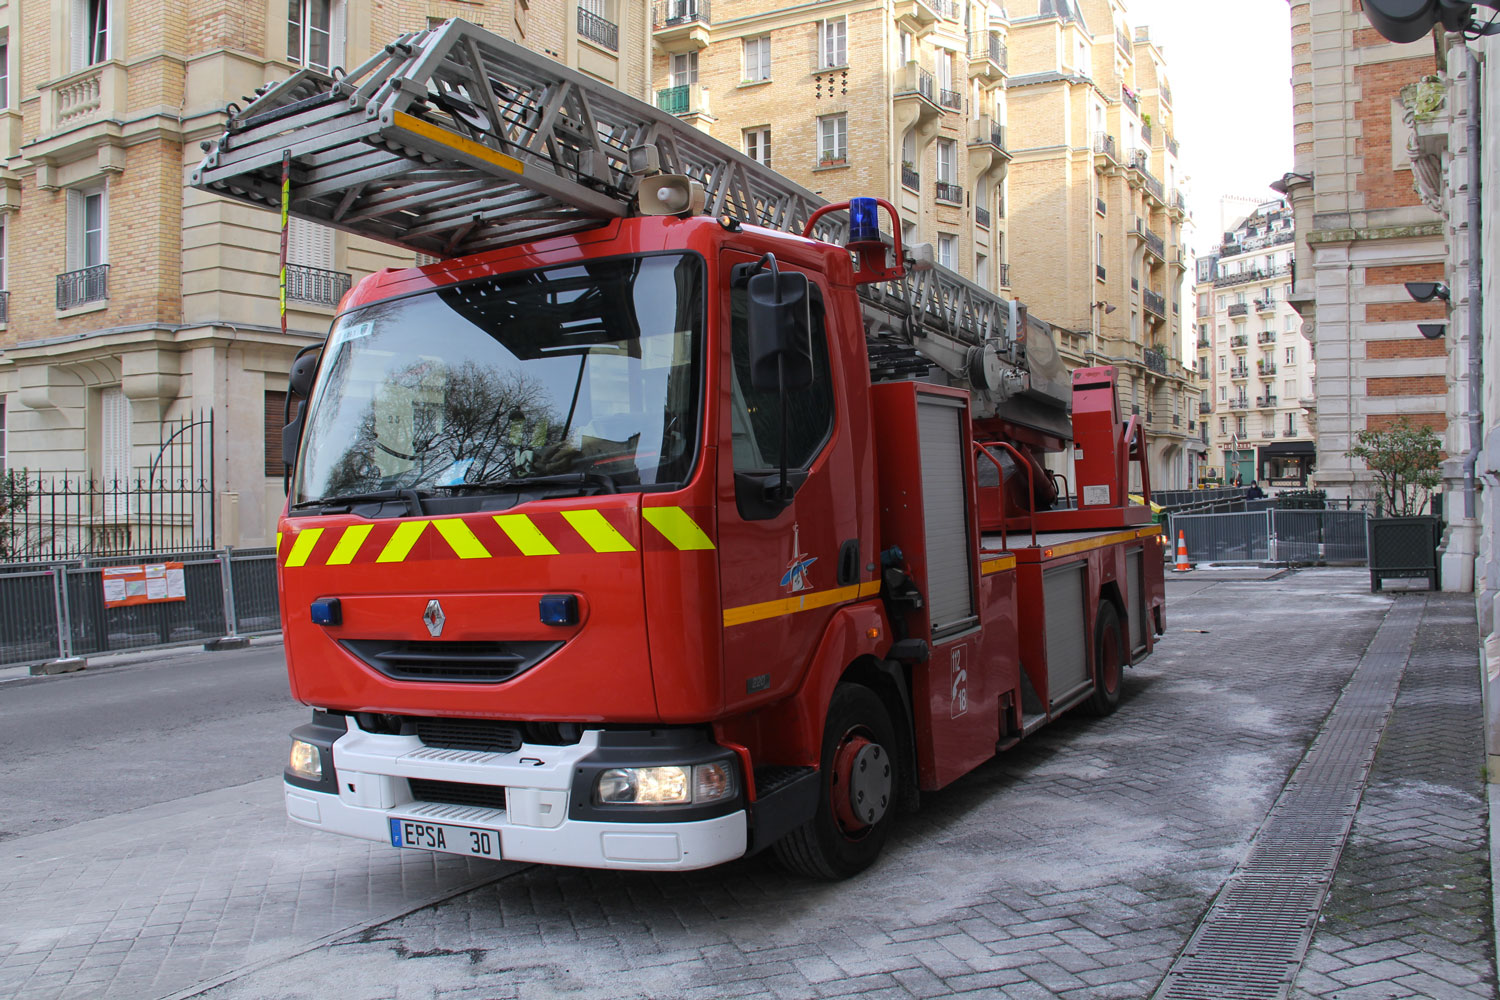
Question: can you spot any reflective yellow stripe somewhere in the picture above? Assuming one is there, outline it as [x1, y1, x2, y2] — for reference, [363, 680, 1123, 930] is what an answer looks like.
[326, 524, 373, 565]
[433, 518, 492, 559]
[981, 555, 1017, 575]
[642, 506, 715, 550]
[377, 520, 429, 563]
[563, 509, 635, 553]
[391, 111, 525, 175]
[724, 579, 882, 628]
[1137, 524, 1163, 538]
[494, 513, 559, 556]
[275, 531, 282, 557]
[284, 528, 324, 568]
[1043, 528, 1146, 559]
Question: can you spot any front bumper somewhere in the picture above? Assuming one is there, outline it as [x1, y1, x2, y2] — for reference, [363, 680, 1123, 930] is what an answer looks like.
[284, 719, 749, 871]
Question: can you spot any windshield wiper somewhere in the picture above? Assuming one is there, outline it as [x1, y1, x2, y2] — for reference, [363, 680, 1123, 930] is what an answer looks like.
[435, 472, 618, 496]
[292, 488, 430, 516]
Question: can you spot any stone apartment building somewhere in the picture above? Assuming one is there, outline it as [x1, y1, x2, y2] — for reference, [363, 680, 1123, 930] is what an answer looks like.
[1278, 4, 1450, 491]
[647, 0, 1012, 292]
[1193, 199, 1317, 487]
[0, 0, 648, 550]
[1000, 0, 1198, 489]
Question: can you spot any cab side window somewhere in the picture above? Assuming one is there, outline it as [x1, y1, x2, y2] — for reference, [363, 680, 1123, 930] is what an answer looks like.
[728, 282, 835, 473]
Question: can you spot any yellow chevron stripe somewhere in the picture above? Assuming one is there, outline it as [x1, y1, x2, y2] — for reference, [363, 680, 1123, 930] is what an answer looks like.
[284, 528, 324, 568]
[275, 531, 282, 557]
[377, 520, 429, 563]
[433, 518, 492, 559]
[326, 524, 373, 565]
[563, 509, 635, 553]
[642, 506, 715, 550]
[724, 579, 882, 628]
[493, 513, 559, 556]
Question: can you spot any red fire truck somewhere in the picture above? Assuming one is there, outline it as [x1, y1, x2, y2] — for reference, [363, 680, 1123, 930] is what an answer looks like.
[194, 20, 1165, 878]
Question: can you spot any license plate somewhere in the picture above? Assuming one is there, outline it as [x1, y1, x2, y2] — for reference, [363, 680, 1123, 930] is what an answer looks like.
[389, 818, 502, 860]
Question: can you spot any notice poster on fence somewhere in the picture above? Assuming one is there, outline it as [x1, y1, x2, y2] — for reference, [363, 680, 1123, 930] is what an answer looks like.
[102, 563, 187, 608]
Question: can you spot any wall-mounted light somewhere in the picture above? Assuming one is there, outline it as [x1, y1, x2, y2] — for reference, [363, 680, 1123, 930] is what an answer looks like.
[1405, 281, 1450, 303]
[1092, 300, 1117, 315]
[1362, 0, 1500, 43]
[1418, 323, 1447, 340]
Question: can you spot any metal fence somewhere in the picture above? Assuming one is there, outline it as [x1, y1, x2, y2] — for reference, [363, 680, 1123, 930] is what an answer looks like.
[1, 412, 213, 561]
[1167, 509, 1371, 566]
[0, 547, 279, 669]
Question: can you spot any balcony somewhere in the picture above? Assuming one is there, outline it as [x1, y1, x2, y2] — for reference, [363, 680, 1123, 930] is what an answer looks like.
[1283, 429, 1300, 438]
[894, 0, 942, 31]
[932, 0, 958, 18]
[938, 87, 964, 111]
[976, 205, 990, 229]
[1231, 333, 1249, 349]
[1000, 263, 1010, 287]
[1197, 337, 1210, 349]
[1129, 156, 1165, 203]
[1093, 132, 1118, 165]
[1230, 365, 1249, 380]
[56, 264, 109, 310]
[1199, 401, 1212, 415]
[1169, 188, 1186, 215]
[1256, 395, 1279, 409]
[1139, 221, 1165, 260]
[1121, 86, 1139, 115]
[1143, 347, 1168, 374]
[1165, 132, 1180, 158]
[1161, 81, 1173, 106]
[1117, 28, 1131, 53]
[1258, 362, 1278, 376]
[968, 30, 1007, 81]
[1096, 264, 1107, 282]
[286, 264, 352, 307]
[1143, 289, 1166, 318]
[1255, 299, 1276, 315]
[936, 180, 963, 204]
[578, 8, 619, 50]
[656, 84, 711, 118]
[902, 163, 920, 191]
[652, 0, 710, 49]
[0, 289, 7, 324]
[1096, 197, 1106, 216]
[968, 116, 1010, 173]
[1230, 397, 1250, 411]
[1227, 303, 1249, 318]
[1140, 123, 1153, 146]
[1213, 259, 1295, 288]
[894, 63, 942, 130]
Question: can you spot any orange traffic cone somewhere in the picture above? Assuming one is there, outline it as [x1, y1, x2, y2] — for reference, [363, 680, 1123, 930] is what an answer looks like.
[1173, 530, 1191, 572]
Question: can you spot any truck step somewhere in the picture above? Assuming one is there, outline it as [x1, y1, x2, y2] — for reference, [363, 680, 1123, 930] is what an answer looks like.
[1020, 712, 1048, 736]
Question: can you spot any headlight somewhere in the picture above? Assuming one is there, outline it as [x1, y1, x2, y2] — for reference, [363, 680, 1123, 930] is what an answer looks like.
[596, 762, 735, 805]
[289, 739, 323, 781]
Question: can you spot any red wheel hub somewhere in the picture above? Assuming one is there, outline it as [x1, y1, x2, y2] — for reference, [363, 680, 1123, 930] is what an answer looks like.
[830, 732, 892, 834]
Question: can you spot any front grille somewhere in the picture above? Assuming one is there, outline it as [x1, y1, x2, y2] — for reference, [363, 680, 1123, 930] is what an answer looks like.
[341, 639, 561, 683]
[408, 778, 507, 811]
[415, 717, 524, 754]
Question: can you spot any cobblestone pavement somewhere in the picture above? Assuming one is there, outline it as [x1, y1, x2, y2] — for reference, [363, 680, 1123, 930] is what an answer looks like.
[191, 570, 1438, 1000]
[1291, 593, 1496, 1000]
[4, 570, 1491, 1000]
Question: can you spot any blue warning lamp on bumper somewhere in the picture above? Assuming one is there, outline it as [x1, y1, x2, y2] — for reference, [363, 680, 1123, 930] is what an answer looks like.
[309, 598, 342, 626]
[538, 594, 579, 626]
[849, 197, 881, 244]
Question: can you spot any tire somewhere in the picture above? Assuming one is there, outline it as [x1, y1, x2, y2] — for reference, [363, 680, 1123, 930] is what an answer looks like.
[773, 684, 899, 880]
[1086, 600, 1124, 716]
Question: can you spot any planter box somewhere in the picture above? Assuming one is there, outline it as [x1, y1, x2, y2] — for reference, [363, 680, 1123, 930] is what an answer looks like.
[1366, 516, 1441, 592]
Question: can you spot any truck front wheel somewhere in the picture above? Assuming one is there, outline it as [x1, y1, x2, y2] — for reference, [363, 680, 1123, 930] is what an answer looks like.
[773, 684, 898, 879]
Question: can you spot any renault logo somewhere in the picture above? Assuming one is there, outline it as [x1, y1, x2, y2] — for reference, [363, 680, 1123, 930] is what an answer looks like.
[423, 599, 445, 637]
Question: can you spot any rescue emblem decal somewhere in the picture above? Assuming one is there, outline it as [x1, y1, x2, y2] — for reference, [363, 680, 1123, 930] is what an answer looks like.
[780, 523, 818, 593]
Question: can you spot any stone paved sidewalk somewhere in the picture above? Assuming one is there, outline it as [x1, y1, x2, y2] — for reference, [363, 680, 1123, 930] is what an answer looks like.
[1291, 593, 1495, 1000]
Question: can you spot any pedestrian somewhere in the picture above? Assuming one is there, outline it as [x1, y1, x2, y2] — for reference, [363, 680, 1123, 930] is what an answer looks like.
[1246, 480, 1265, 500]
[1232, 474, 1242, 488]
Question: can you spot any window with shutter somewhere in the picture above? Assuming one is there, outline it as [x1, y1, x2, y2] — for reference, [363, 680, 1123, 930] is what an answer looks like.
[0, 41, 8, 109]
[288, 217, 335, 271]
[66, 186, 107, 270]
[99, 386, 130, 488]
[72, 0, 108, 70]
[288, 0, 345, 71]
[265, 390, 289, 477]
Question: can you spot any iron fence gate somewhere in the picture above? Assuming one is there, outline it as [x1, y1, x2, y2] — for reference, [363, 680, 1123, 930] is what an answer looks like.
[0, 547, 279, 669]
[1167, 510, 1371, 566]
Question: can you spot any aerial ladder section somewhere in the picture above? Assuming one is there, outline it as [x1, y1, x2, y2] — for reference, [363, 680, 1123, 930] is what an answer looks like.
[191, 18, 1071, 434]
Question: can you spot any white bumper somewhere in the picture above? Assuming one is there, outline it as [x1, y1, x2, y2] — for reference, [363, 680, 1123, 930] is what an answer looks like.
[284, 725, 748, 871]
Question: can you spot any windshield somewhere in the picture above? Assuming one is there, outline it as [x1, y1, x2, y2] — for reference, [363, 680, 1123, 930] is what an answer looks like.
[294, 253, 704, 506]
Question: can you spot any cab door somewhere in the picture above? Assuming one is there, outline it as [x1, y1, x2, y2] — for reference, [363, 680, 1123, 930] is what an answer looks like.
[715, 249, 867, 712]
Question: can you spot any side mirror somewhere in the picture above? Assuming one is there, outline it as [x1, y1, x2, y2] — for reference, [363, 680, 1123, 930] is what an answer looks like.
[281, 348, 321, 477]
[288, 350, 320, 398]
[747, 269, 813, 392]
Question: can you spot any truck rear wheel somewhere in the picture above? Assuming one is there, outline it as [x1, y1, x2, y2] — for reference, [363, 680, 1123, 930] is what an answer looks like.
[1086, 601, 1124, 716]
[773, 684, 898, 880]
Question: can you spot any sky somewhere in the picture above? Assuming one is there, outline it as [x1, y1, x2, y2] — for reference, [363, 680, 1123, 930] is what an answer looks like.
[1122, 0, 1296, 252]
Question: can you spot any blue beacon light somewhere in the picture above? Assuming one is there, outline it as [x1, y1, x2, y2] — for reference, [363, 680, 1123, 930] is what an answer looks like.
[849, 197, 881, 244]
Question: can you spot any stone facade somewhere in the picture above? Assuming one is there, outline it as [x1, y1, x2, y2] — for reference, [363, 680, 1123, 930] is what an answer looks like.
[0, 0, 648, 549]
[1192, 199, 1317, 488]
[1002, 0, 1198, 489]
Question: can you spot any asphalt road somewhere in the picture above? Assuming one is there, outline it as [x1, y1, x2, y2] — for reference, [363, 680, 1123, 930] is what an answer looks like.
[0, 644, 302, 840]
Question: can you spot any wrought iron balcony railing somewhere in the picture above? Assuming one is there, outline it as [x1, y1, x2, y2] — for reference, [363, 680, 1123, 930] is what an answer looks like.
[938, 88, 963, 110]
[935, 181, 963, 204]
[1000, 263, 1010, 286]
[975, 205, 990, 229]
[286, 264, 352, 307]
[1258, 330, 1277, 344]
[1231, 333, 1249, 348]
[577, 8, 619, 50]
[1121, 87, 1139, 114]
[1093, 132, 1117, 160]
[1227, 302, 1249, 318]
[901, 164, 920, 191]
[1230, 366, 1250, 379]
[1143, 347, 1167, 374]
[57, 264, 109, 310]
[0, 289, 8, 324]
[657, 84, 689, 114]
[1143, 289, 1166, 317]
[653, 0, 709, 29]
